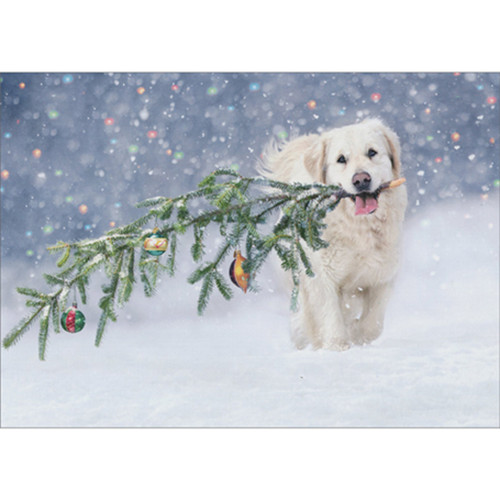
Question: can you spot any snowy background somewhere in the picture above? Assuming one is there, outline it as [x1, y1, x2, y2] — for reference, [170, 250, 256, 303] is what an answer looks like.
[1, 72, 499, 427]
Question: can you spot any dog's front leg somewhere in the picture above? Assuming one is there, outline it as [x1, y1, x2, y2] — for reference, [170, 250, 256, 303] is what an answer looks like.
[291, 279, 350, 351]
[353, 281, 394, 345]
[316, 282, 351, 351]
[290, 283, 320, 349]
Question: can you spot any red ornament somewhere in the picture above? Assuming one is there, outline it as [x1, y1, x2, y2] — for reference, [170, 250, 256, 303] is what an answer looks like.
[147, 130, 158, 139]
[61, 303, 86, 333]
[486, 96, 497, 105]
[371, 93, 381, 103]
[104, 118, 114, 126]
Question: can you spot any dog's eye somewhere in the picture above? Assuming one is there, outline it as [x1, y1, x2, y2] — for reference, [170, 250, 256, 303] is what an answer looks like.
[368, 148, 378, 158]
[337, 155, 347, 164]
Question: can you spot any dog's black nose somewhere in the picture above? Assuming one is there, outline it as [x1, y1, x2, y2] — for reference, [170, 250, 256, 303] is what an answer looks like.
[352, 171, 371, 192]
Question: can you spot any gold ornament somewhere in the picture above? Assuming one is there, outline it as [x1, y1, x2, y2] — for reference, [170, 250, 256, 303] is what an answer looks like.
[229, 250, 250, 293]
[143, 228, 168, 256]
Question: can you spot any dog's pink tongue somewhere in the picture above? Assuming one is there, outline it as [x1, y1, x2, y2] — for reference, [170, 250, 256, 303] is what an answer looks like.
[355, 195, 378, 215]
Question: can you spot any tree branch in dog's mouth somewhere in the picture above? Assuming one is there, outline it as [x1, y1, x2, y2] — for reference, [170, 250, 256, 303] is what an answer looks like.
[336, 177, 406, 216]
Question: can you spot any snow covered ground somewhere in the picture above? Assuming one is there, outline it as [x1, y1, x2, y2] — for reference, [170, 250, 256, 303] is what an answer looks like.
[1, 193, 498, 427]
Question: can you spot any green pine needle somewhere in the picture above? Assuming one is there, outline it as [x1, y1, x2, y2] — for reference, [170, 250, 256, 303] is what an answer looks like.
[38, 306, 51, 361]
[214, 271, 233, 301]
[2, 305, 46, 349]
[197, 274, 214, 315]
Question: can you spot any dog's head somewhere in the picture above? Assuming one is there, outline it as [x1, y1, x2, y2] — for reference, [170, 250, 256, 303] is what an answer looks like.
[304, 119, 401, 215]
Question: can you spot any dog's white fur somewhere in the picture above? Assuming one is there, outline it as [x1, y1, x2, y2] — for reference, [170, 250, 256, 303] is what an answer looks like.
[260, 119, 407, 350]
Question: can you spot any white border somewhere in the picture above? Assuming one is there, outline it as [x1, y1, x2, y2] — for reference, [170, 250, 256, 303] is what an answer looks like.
[0, 2, 499, 72]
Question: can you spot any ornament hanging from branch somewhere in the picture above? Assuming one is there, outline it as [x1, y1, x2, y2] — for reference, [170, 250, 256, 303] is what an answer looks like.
[143, 227, 168, 256]
[229, 250, 250, 293]
[61, 302, 86, 333]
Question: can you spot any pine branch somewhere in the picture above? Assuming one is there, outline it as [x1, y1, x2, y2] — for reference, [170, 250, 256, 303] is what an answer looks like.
[95, 250, 125, 346]
[3, 169, 404, 358]
[50, 296, 61, 334]
[2, 305, 47, 349]
[118, 248, 135, 307]
[38, 305, 51, 361]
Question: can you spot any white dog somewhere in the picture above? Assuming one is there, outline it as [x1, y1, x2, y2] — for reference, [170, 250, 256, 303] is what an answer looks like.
[260, 118, 407, 350]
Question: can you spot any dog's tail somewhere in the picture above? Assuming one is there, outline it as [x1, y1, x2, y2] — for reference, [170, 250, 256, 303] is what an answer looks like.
[255, 136, 286, 181]
[256, 132, 320, 186]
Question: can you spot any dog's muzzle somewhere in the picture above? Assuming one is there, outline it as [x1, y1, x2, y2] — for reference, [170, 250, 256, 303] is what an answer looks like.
[350, 171, 378, 215]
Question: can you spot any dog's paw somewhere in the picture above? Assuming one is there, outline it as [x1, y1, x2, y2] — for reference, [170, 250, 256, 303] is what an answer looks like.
[350, 320, 384, 345]
[293, 336, 309, 350]
[318, 327, 351, 351]
[351, 325, 383, 346]
[351, 336, 374, 346]
[322, 338, 352, 351]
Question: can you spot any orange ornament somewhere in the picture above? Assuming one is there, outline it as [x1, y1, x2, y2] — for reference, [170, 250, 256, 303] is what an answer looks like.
[229, 250, 250, 293]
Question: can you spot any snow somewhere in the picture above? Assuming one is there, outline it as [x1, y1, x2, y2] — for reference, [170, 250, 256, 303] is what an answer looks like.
[2, 193, 498, 427]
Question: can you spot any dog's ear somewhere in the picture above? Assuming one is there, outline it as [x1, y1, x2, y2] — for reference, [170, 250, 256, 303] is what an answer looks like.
[303, 137, 327, 183]
[380, 124, 401, 176]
